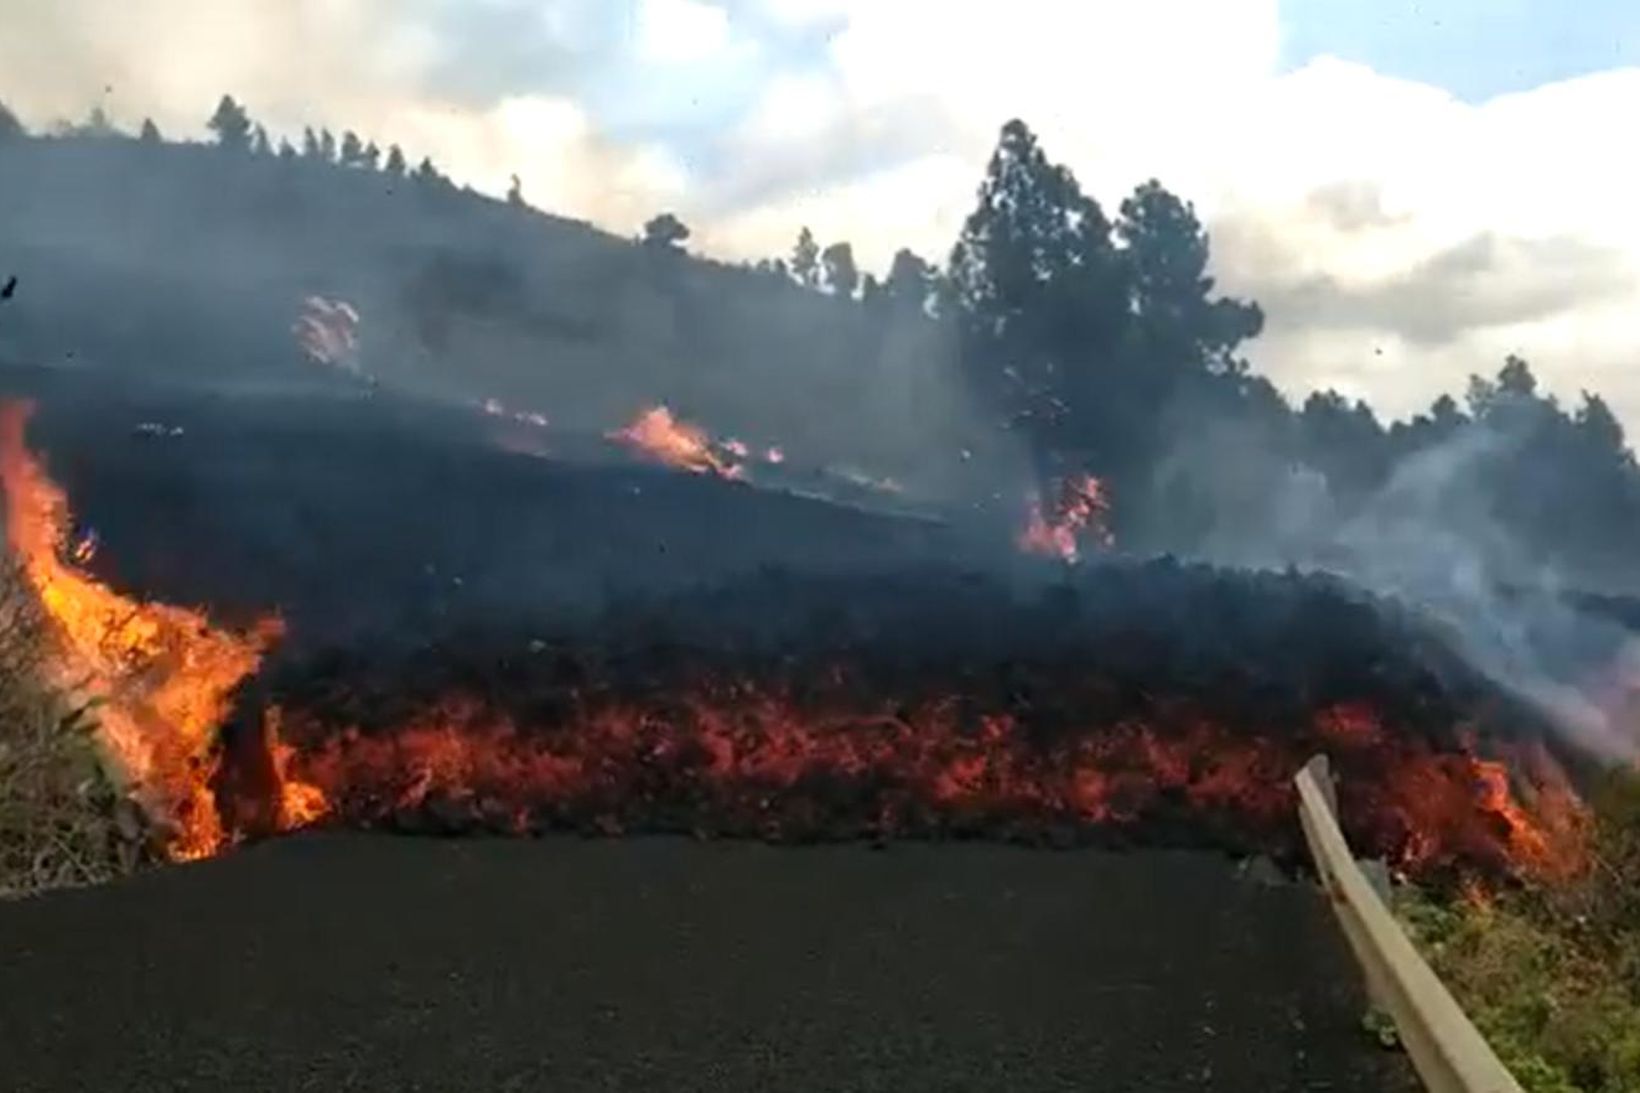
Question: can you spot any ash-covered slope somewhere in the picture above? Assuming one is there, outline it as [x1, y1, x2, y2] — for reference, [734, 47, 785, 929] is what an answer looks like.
[9, 367, 989, 650]
[0, 135, 987, 501]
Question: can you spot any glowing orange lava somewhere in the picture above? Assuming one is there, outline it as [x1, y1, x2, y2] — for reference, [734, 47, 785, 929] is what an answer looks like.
[262, 685, 1585, 881]
[0, 403, 283, 859]
[1020, 473, 1113, 563]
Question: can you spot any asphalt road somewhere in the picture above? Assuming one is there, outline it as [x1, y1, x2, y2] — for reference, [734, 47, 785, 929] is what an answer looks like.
[0, 836, 1418, 1092]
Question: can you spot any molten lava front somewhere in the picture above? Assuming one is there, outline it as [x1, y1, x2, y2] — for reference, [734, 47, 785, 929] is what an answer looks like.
[248, 678, 1586, 881]
[0, 398, 1592, 881]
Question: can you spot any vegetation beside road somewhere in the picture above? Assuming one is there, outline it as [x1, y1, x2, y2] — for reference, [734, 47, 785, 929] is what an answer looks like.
[1399, 770, 1640, 1093]
[0, 560, 134, 899]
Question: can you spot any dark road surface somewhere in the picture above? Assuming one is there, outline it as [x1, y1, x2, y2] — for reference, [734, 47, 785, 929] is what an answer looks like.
[0, 836, 1418, 1092]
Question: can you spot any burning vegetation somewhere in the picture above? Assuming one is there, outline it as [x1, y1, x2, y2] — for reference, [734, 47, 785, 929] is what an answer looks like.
[1020, 474, 1114, 563]
[0, 403, 282, 859]
[0, 397, 1595, 882]
[607, 405, 791, 483]
[608, 405, 751, 479]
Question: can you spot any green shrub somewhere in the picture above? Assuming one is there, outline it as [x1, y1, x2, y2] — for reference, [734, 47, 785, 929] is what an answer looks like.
[1398, 769, 1640, 1093]
[0, 559, 139, 898]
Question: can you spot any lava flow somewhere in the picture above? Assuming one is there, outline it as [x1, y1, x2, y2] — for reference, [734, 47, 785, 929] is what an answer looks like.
[247, 668, 1588, 883]
[0, 402, 282, 859]
[1020, 473, 1113, 563]
[0, 401, 1593, 883]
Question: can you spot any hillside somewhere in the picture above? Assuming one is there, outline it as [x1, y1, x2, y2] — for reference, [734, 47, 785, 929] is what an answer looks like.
[0, 134, 995, 504]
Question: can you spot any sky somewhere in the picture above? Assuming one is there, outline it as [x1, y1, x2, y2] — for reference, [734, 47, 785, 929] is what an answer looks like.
[1, 0, 1637, 431]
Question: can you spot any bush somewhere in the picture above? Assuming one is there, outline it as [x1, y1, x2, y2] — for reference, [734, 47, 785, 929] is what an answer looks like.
[0, 559, 139, 898]
[1399, 771, 1640, 1093]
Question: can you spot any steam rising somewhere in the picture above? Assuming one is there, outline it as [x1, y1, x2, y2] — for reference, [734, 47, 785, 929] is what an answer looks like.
[1175, 415, 1640, 760]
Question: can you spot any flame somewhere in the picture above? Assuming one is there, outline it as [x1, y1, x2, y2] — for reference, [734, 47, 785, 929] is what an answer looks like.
[1310, 706, 1589, 880]
[265, 709, 330, 830]
[0, 403, 282, 859]
[293, 295, 363, 373]
[1020, 474, 1113, 563]
[608, 406, 746, 479]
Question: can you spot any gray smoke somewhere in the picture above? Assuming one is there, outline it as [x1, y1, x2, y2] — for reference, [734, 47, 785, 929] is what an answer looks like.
[1185, 417, 1640, 760]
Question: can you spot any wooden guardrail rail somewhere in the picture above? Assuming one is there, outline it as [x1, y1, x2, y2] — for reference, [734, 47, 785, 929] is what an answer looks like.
[1294, 755, 1523, 1093]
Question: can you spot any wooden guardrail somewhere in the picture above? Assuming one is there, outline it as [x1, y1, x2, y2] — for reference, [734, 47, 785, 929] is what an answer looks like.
[1294, 755, 1523, 1093]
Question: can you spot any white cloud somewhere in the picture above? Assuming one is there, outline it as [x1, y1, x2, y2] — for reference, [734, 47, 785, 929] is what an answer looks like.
[1, 0, 1638, 434]
[0, 0, 687, 234]
[636, 0, 731, 63]
[698, 2, 1640, 432]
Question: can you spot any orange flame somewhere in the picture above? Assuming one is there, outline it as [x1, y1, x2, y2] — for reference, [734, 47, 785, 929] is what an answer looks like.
[1020, 474, 1113, 563]
[608, 406, 745, 479]
[265, 709, 330, 830]
[0, 403, 283, 859]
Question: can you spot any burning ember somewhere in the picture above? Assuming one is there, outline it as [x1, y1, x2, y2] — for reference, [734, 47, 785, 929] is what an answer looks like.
[608, 405, 747, 479]
[0, 402, 283, 859]
[293, 295, 363, 374]
[1020, 474, 1113, 563]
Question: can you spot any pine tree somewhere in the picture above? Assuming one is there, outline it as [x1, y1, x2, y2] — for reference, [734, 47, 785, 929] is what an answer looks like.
[138, 117, 161, 143]
[0, 99, 23, 142]
[250, 124, 271, 156]
[83, 106, 117, 138]
[412, 156, 441, 184]
[642, 213, 690, 250]
[206, 94, 251, 151]
[949, 119, 1129, 476]
[384, 144, 407, 177]
[1117, 179, 1262, 376]
[884, 249, 933, 313]
[302, 127, 321, 159]
[820, 241, 859, 298]
[791, 227, 820, 288]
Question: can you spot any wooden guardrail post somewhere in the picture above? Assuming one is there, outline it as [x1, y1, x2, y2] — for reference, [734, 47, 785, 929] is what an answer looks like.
[1294, 755, 1523, 1093]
